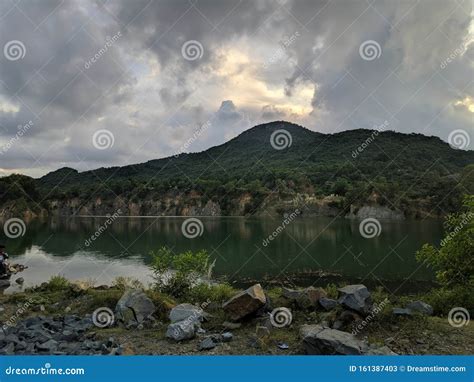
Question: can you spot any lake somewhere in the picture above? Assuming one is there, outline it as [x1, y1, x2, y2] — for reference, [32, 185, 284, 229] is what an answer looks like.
[2, 216, 444, 293]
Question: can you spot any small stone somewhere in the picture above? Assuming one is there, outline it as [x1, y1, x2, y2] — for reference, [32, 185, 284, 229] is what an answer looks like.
[221, 332, 233, 342]
[65, 307, 71, 313]
[36, 339, 58, 352]
[277, 342, 289, 350]
[222, 321, 241, 330]
[15, 277, 24, 285]
[392, 308, 412, 316]
[406, 301, 433, 316]
[198, 337, 217, 351]
[255, 325, 271, 339]
[319, 297, 338, 311]
[40, 305, 45, 312]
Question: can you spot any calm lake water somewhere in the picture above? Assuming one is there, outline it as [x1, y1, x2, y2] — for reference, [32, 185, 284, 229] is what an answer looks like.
[3, 216, 444, 293]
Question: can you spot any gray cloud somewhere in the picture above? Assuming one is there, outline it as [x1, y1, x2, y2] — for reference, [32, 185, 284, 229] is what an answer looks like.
[0, 0, 472, 177]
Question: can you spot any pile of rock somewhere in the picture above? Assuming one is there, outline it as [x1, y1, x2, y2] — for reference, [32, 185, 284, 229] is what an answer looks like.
[0, 315, 122, 355]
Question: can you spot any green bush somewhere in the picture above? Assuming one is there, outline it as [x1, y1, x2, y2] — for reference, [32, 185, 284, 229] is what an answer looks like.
[416, 195, 473, 287]
[45, 275, 70, 291]
[184, 283, 236, 304]
[150, 247, 214, 298]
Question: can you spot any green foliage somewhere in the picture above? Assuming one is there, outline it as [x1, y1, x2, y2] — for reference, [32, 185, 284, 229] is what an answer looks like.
[112, 276, 144, 291]
[416, 196, 474, 287]
[150, 247, 214, 298]
[6, 123, 471, 217]
[45, 275, 70, 291]
[422, 286, 474, 315]
[184, 282, 236, 304]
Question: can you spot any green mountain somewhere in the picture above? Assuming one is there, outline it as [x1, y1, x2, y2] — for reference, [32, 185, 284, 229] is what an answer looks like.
[1, 121, 473, 218]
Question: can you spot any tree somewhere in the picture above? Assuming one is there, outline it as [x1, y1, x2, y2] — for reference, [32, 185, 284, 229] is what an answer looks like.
[416, 195, 473, 287]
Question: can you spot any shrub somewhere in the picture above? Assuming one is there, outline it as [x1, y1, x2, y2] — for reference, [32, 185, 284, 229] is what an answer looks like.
[184, 283, 236, 304]
[112, 276, 144, 291]
[416, 195, 473, 288]
[45, 275, 70, 291]
[150, 247, 214, 298]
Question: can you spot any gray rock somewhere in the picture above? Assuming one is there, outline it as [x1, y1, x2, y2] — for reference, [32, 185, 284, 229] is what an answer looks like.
[221, 332, 233, 342]
[337, 285, 372, 315]
[15, 277, 24, 285]
[0, 342, 14, 355]
[222, 284, 267, 321]
[169, 303, 204, 324]
[319, 297, 338, 311]
[366, 345, 398, 355]
[0, 279, 10, 288]
[115, 289, 156, 324]
[166, 320, 197, 341]
[198, 337, 217, 351]
[392, 308, 412, 316]
[406, 301, 433, 316]
[222, 321, 241, 330]
[300, 324, 368, 355]
[36, 339, 58, 352]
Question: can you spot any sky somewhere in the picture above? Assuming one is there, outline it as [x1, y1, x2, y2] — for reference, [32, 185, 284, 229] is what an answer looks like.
[0, 0, 472, 178]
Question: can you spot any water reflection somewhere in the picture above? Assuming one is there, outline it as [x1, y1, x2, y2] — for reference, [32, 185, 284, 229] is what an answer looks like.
[2, 216, 443, 292]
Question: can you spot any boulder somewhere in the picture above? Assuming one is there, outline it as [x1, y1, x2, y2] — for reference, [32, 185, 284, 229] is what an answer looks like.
[166, 320, 197, 342]
[222, 284, 266, 321]
[169, 303, 204, 324]
[115, 289, 156, 324]
[337, 285, 372, 315]
[300, 324, 367, 355]
[319, 297, 338, 311]
[406, 301, 433, 316]
[282, 286, 327, 309]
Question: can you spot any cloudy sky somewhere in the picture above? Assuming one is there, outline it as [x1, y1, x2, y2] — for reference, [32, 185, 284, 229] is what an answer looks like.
[0, 0, 472, 177]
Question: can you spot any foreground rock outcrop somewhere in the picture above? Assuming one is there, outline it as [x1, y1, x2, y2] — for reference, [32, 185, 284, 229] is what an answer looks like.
[300, 325, 368, 355]
[222, 284, 267, 321]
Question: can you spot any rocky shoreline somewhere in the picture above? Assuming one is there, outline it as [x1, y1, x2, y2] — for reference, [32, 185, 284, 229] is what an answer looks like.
[1, 280, 472, 356]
